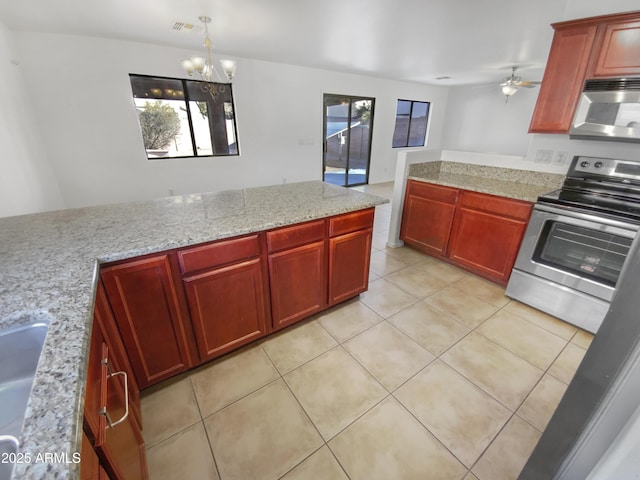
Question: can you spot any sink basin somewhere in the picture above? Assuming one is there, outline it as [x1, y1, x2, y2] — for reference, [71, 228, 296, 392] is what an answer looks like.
[0, 320, 50, 480]
[0, 436, 18, 480]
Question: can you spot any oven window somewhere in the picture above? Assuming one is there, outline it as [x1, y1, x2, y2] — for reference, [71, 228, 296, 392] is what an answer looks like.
[533, 222, 633, 287]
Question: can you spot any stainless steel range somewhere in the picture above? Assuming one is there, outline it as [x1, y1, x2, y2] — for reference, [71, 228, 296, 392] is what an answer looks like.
[506, 156, 640, 333]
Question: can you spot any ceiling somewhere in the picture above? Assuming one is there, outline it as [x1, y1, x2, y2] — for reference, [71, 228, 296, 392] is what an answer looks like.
[0, 0, 580, 86]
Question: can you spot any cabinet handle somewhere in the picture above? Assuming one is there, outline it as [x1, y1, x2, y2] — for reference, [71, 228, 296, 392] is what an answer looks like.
[100, 369, 130, 429]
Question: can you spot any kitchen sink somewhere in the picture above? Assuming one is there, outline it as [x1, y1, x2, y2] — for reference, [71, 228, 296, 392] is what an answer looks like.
[0, 320, 50, 480]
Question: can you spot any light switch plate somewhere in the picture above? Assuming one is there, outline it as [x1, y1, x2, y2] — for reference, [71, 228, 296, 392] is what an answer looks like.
[554, 151, 569, 165]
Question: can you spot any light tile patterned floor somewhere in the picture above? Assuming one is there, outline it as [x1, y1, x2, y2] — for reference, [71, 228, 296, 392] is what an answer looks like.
[141, 181, 593, 480]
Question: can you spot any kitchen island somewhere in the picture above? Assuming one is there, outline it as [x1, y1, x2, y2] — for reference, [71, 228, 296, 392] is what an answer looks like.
[0, 181, 388, 479]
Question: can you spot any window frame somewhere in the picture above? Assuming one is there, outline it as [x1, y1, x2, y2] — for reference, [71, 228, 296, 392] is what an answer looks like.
[129, 73, 240, 160]
[392, 99, 430, 148]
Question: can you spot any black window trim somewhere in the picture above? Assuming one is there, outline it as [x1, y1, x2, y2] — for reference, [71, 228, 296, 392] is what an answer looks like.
[392, 98, 430, 149]
[129, 73, 240, 160]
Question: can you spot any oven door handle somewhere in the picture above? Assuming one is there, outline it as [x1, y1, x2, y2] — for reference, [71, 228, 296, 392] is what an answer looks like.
[533, 203, 640, 232]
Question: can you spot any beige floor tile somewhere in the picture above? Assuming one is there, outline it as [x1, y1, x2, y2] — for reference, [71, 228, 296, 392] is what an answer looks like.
[517, 374, 568, 432]
[369, 251, 409, 277]
[464, 473, 480, 480]
[261, 320, 338, 374]
[190, 345, 280, 417]
[281, 446, 349, 480]
[421, 258, 468, 283]
[548, 342, 588, 384]
[424, 285, 499, 329]
[284, 346, 387, 440]
[395, 361, 511, 467]
[383, 246, 431, 265]
[141, 377, 201, 447]
[329, 396, 467, 480]
[571, 329, 595, 349]
[454, 274, 510, 308]
[388, 301, 470, 355]
[205, 379, 323, 480]
[477, 310, 568, 370]
[146, 422, 218, 480]
[317, 300, 383, 343]
[344, 321, 435, 391]
[384, 264, 449, 298]
[442, 332, 543, 410]
[360, 278, 418, 318]
[472, 415, 541, 480]
[504, 301, 577, 340]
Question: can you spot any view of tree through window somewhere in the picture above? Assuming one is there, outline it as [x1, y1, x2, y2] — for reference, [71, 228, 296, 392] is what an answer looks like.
[129, 74, 239, 159]
[392, 99, 430, 148]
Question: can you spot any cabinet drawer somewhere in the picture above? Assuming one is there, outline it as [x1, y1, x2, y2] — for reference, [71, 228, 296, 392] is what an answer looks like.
[329, 208, 375, 237]
[178, 234, 261, 274]
[406, 180, 458, 204]
[460, 192, 532, 221]
[267, 220, 325, 253]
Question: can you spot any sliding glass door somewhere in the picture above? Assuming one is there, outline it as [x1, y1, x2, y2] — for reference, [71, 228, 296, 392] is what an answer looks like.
[323, 94, 375, 187]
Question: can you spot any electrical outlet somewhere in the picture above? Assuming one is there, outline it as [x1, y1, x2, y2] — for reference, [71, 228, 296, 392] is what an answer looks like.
[535, 149, 553, 164]
[554, 151, 569, 165]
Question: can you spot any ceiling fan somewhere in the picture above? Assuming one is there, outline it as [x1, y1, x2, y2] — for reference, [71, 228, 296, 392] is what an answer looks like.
[500, 66, 541, 98]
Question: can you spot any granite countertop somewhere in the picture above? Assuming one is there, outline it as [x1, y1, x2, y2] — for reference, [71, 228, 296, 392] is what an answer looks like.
[0, 181, 388, 479]
[407, 161, 565, 202]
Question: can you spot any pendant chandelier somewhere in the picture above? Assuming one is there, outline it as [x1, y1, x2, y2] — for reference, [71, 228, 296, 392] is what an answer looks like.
[181, 16, 236, 101]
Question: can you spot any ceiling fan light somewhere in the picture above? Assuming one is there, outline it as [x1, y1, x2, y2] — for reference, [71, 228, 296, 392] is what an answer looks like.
[501, 84, 518, 96]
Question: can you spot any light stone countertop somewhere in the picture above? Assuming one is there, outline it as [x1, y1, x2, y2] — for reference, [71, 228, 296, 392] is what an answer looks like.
[407, 161, 565, 202]
[0, 181, 388, 479]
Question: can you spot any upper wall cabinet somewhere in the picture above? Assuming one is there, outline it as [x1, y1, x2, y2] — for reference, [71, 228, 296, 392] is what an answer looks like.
[529, 11, 640, 134]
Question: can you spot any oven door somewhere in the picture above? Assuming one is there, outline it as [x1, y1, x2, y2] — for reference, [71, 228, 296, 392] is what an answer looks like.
[513, 203, 637, 302]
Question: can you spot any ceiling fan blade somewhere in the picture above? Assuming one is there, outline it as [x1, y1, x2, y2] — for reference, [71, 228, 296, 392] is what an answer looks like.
[518, 81, 541, 87]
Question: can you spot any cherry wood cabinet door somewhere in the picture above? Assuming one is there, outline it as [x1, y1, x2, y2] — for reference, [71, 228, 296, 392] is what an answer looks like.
[328, 228, 372, 306]
[93, 280, 142, 429]
[81, 430, 102, 480]
[183, 257, 269, 361]
[269, 240, 327, 330]
[448, 193, 532, 286]
[96, 351, 148, 480]
[529, 24, 597, 133]
[400, 180, 458, 257]
[592, 18, 640, 77]
[101, 255, 195, 389]
[84, 326, 147, 480]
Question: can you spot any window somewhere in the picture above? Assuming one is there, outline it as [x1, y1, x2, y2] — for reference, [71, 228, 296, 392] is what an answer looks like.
[129, 74, 239, 159]
[392, 99, 430, 148]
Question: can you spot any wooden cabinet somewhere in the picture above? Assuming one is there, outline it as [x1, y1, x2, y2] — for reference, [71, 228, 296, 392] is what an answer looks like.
[529, 11, 640, 134]
[400, 180, 532, 285]
[400, 180, 458, 257]
[591, 18, 640, 77]
[267, 220, 327, 330]
[85, 291, 148, 480]
[101, 254, 196, 389]
[448, 192, 533, 285]
[328, 209, 374, 306]
[96, 210, 374, 389]
[81, 430, 109, 480]
[529, 24, 597, 134]
[179, 235, 270, 361]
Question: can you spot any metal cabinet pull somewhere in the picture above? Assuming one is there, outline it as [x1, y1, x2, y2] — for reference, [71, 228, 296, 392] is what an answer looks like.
[100, 368, 130, 429]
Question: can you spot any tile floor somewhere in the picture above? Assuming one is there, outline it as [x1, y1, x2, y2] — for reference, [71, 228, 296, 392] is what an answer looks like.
[141, 181, 593, 480]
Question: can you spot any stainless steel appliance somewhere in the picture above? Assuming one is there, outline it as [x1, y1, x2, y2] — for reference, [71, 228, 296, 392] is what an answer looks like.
[506, 156, 640, 333]
[570, 78, 640, 143]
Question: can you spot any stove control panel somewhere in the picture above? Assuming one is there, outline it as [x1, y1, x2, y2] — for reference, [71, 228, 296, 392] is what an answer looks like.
[571, 156, 640, 181]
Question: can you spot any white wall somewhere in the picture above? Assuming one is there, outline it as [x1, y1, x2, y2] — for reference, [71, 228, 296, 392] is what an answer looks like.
[6, 31, 448, 212]
[0, 21, 65, 217]
[441, 84, 539, 156]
